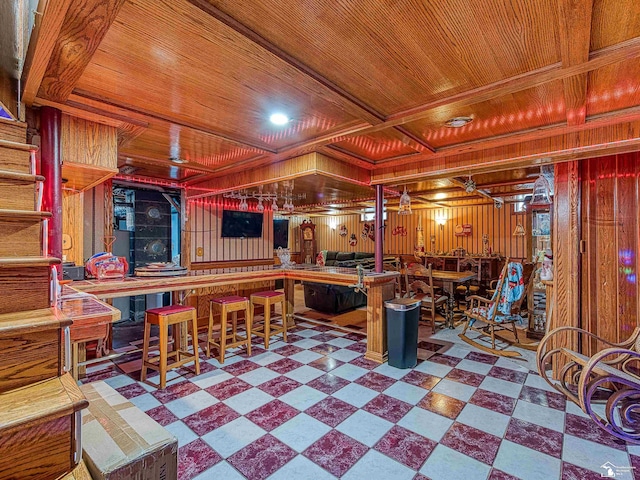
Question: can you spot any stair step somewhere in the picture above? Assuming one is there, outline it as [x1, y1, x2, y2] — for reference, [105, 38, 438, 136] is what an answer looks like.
[0, 307, 71, 393]
[0, 139, 36, 174]
[0, 210, 52, 257]
[0, 259, 58, 314]
[0, 117, 27, 143]
[0, 373, 87, 480]
[0, 171, 44, 211]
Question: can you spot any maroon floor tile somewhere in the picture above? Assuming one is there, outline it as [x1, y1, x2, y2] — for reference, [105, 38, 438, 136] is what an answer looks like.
[445, 368, 485, 387]
[115, 383, 149, 399]
[257, 376, 302, 397]
[228, 434, 297, 480]
[465, 351, 499, 365]
[346, 342, 368, 353]
[176, 361, 216, 379]
[630, 455, 640, 479]
[344, 332, 366, 341]
[308, 356, 344, 372]
[504, 418, 563, 458]
[518, 385, 566, 411]
[402, 370, 441, 390]
[417, 341, 446, 352]
[488, 468, 520, 480]
[267, 358, 304, 374]
[350, 356, 380, 370]
[469, 389, 516, 415]
[245, 399, 300, 431]
[307, 373, 351, 395]
[222, 359, 261, 376]
[363, 394, 412, 423]
[374, 425, 437, 469]
[237, 346, 265, 358]
[305, 396, 358, 427]
[271, 344, 304, 357]
[561, 462, 603, 480]
[487, 366, 527, 384]
[564, 413, 628, 450]
[285, 334, 304, 343]
[177, 438, 222, 480]
[441, 422, 502, 465]
[204, 377, 252, 401]
[145, 404, 179, 427]
[413, 475, 432, 480]
[151, 380, 201, 403]
[312, 325, 334, 332]
[428, 354, 461, 367]
[310, 343, 340, 355]
[182, 403, 240, 436]
[417, 391, 466, 420]
[312, 333, 339, 342]
[82, 367, 122, 383]
[355, 372, 397, 392]
[303, 429, 368, 477]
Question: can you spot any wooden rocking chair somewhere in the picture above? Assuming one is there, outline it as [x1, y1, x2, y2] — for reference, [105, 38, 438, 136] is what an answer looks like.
[459, 259, 531, 357]
[537, 326, 640, 443]
[406, 264, 449, 334]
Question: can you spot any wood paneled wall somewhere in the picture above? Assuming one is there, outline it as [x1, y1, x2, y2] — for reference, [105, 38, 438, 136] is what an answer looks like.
[311, 201, 527, 258]
[188, 201, 274, 263]
[62, 190, 84, 264]
[580, 153, 640, 350]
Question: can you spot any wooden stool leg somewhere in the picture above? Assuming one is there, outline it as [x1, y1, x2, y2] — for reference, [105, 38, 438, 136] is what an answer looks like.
[281, 298, 288, 343]
[207, 304, 214, 358]
[245, 301, 252, 356]
[219, 305, 227, 364]
[141, 315, 151, 382]
[191, 310, 200, 375]
[231, 311, 238, 343]
[263, 300, 271, 350]
[159, 318, 168, 389]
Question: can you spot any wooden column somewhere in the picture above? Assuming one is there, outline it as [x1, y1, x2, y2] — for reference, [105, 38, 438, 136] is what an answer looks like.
[365, 280, 396, 363]
[374, 184, 384, 272]
[41, 106, 63, 276]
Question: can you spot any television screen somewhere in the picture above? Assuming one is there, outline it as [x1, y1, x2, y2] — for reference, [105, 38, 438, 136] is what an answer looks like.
[221, 210, 263, 238]
[273, 219, 289, 249]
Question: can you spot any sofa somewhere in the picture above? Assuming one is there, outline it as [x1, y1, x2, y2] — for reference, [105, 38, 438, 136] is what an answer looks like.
[303, 251, 374, 314]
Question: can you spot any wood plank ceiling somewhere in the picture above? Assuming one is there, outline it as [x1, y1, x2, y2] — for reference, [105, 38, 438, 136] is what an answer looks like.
[22, 0, 640, 211]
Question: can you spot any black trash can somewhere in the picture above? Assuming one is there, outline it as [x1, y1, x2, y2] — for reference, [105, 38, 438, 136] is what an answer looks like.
[385, 297, 421, 368]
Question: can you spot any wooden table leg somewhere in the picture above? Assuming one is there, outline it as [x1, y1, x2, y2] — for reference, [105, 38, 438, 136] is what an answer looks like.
[365, 281, 396, 363]
[284, 278, 296, 329]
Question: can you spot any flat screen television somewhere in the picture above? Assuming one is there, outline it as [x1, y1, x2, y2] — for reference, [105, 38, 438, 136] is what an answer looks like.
[221, 210, 263, 238]
[273, 219, 289, 249]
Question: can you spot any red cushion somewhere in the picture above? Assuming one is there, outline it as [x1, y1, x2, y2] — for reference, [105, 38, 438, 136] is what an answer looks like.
[211, 295, 247, 304]
[251, 291, 284, 298]
[147, 305, 194, 315]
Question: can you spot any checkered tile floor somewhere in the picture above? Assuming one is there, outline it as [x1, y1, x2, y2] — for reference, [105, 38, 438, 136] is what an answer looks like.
[82, 322, 640, 480]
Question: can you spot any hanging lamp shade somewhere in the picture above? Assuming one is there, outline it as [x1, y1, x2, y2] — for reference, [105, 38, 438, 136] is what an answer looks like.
[530, 173, 552, 204]
[398, 187, 412, 215]
[513, 224, 526, 236]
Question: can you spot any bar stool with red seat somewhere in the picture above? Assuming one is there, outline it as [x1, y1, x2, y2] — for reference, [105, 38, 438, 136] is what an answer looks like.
[250, 290, 288, 349]
[207, 295, 252, 363]
[141, 304, 200, 389]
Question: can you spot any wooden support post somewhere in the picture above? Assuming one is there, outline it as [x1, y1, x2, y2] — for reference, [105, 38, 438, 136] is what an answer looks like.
[365, 281, 396, 363]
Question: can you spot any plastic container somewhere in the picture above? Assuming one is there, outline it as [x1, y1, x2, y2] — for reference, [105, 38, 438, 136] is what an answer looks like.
[385, 297, 421, 368]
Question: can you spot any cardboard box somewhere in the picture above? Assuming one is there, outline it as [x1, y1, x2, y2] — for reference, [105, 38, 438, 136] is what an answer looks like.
[80, 382, 178, 480]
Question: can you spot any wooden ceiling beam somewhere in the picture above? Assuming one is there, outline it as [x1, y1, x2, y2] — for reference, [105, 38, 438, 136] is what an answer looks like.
[37, 0, 126, 103]
[21, 0, 73, 105]
[557, 0, 594, 126]
[448, 177, 503, 205]
[184, 0, 385, 126]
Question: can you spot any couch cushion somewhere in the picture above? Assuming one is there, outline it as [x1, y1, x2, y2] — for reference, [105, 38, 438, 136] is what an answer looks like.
[325, 251, 338, 261]
[325, 260, 337, 266]
[354, 252, 374, 260]
[336, 252, 355, 261]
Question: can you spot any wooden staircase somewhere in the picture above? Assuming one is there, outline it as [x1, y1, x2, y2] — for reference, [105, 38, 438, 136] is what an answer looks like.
[0, 118, 87, 480]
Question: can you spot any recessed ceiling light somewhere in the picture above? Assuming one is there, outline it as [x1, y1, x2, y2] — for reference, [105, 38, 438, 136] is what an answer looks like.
[269, 113, 290, 125]
[169, 157, 187, 164]
[445, 116, 473, 128]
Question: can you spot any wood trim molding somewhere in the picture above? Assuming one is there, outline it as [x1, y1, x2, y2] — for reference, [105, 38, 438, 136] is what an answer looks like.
[191, 258, 275, 270]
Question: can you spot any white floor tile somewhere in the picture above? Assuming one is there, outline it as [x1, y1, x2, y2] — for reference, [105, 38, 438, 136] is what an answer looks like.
[201, 416, 266, 457]
[441, 345, 473, 359]
[165, 390, 218, 418]
[373, 362, 411, 379]
[415, 360, 453, 377]
[295, 329, 322, 338]
[271, 413, 332, 452]
[479, 376, 523, 399]
[191, 370, 233, 389]
[128, 392, 161, 411]
[512, 400, 566, 432]
[251, 351, 285, 366]
[456, 403, 510, 437]
[343, 450, 415, 480]
[293, 338, 322, 349]
[328, 349, 362, 362]
[207, 355, 244, 368]
[332, 383, 378, 408]
[420, 444, 491, 480]
[238, 366, 281, 386]
[103, 375, 136, 389]
[495, 357, 529, 372]
[289, 350, 324, 364]
[455, 359, 493, 375]
[284, 365, 325, 384]
[194, 461, 246, 480]
[524, 373, 557, 393]
[223, 387, 274, 415]
[383, 381, 428, 405]
[268, 455, 337, 480]
[431, 379, 477, 402]
[279, 385, 327, 411]
[331, 363, 369, 381]
[164, 420, 198, 447]
[565, 400, 588, 418]
[493, 440, 561, 480]
[397, 407, 453, 442]
[336, 410, 393, 447]
[326, 337, 356, 348]
[562, 434, 634, 479]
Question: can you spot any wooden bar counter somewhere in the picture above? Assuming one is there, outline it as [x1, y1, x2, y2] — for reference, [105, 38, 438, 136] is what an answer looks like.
[70, 265, 398, 363]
